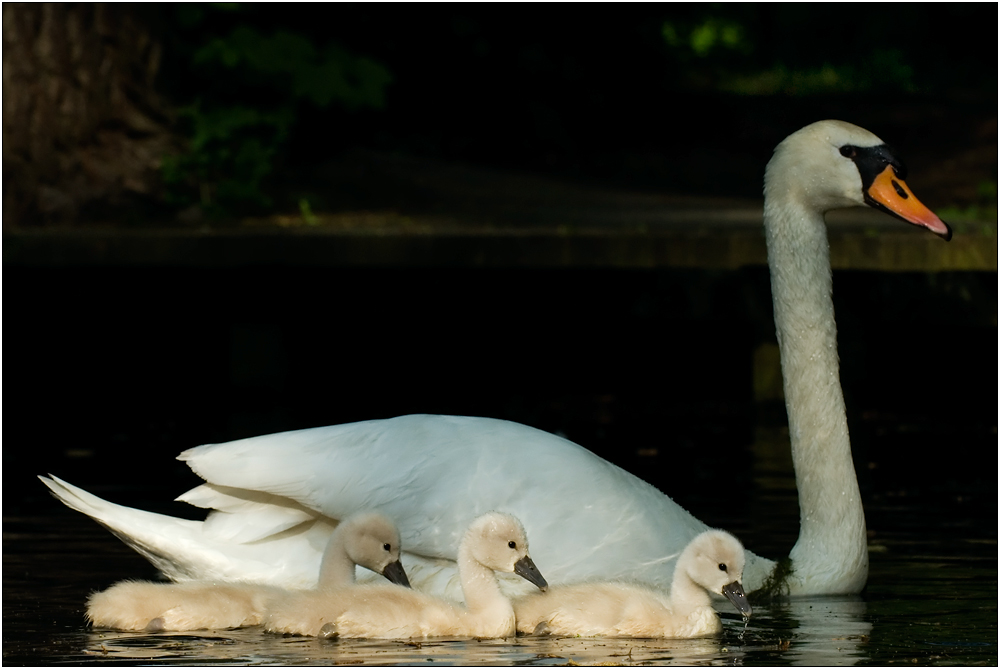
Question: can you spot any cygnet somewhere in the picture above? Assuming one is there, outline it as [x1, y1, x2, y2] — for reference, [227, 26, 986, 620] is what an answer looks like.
[264, 511, 548, 639]
[86, 511, 409, 631]
[514, 529, 752, 638]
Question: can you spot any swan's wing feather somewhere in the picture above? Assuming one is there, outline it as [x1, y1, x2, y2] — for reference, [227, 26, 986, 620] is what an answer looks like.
[178, 484, 319, 544]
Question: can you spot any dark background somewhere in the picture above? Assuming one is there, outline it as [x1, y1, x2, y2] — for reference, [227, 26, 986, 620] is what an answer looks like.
[3, 4, 996, 561]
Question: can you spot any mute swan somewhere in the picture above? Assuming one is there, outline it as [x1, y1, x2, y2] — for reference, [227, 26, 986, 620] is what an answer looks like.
[84, 511, 409, 631]
[41, 120, 951, 598]
[514, 530, 751, 638]
[264, 512, 548, 639]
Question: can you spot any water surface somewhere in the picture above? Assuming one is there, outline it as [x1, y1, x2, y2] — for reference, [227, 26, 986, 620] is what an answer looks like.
[4, 485, 994, 665]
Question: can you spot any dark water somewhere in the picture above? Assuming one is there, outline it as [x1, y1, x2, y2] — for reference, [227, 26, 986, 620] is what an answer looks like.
[4, 266, 995, 664]
[4, 517, 995, 665]
[4, 441, 995, 666]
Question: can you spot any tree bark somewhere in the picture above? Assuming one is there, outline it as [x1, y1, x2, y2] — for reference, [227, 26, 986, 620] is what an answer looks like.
[3, 4, 178, 226]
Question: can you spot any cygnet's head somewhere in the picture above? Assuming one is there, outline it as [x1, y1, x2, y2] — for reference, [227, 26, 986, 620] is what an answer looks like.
[679, 530, 752, 617]
[765, 119, 950, 240]
[462, 512, 548, 591]
[338, 512, 410, 587]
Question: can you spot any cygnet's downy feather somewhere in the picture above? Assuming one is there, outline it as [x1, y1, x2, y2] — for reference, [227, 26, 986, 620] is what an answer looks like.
[514, 530, 751, 638]
[264, 512, 547, 639]
[85, 512, 409, 631]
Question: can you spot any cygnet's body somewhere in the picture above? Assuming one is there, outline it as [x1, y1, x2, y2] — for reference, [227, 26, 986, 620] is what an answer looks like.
[86, 512, 408, 631]
[86, 580, 283, 632]
[514, 530, 751, 638]
[264, 512, 548, 639]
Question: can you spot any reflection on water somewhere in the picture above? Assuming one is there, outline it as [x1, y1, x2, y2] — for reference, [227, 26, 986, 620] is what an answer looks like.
[743, 596, 871, 666]
[71, 600, 874, 665]
[80, 628, 735, 665]
[45, 605, 874, 666]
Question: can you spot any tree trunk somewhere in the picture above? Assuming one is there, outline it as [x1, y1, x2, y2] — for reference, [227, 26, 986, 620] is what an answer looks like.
[3, 4, 178, 226]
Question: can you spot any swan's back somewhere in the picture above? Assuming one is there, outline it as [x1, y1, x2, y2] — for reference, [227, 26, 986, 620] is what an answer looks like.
[180, 415, 715, 592]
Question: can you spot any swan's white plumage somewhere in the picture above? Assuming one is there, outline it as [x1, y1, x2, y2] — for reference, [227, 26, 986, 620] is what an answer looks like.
[42, 120, 951, 598]
[513, 530, 749, 638]
[83, 511, 407, 631]
[263, 512, 546, 639]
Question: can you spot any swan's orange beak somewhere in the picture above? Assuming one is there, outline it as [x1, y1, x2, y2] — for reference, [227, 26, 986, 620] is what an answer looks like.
[864, 166, 952, 241]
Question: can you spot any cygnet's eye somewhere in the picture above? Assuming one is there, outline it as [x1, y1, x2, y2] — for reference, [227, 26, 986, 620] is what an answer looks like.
[383, 543, 392, 552]
[508, 540, 517, 549]
[718, 563, 728, 572]
[839, 145, 857, 158]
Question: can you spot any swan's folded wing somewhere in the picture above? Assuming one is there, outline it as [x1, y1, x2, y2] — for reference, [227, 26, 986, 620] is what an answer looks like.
[178, 484, 318, 544]
[177, 420, 418, 516]
[175, 414, 720, 590]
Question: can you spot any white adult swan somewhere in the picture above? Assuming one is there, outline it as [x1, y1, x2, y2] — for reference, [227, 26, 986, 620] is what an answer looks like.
[41, 120, 951, 598]
[264, 512, 548, 638]
[84, 511, 410, 631]
[513, 529, 751, 638]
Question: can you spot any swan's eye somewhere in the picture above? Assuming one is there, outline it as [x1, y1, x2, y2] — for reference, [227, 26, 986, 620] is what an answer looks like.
[718, 563, 728, 572]
[839, 145, 857, 159]
[508, 540, 517, 549]
[383, 543, 391, 552]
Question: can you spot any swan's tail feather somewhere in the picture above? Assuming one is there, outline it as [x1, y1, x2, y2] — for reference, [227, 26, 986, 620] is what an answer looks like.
[39, 474, 220, 581]
[38, 475, 332, 588]
[39, 474, 196, 538]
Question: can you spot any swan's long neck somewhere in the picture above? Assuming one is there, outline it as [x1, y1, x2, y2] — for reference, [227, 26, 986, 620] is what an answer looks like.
[317, 532, 355, 589]
[764, 193, 868, 595]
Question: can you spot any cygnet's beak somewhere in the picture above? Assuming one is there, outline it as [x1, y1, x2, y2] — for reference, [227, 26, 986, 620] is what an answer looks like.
[514, 555, 548, 592]
[722, 581, 752, 618]
[382, 559, 411, 588]
[864, 165, 952, 241]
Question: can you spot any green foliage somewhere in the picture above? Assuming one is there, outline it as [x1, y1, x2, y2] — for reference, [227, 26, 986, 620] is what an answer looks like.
[193, 26, 391, 110]
[298, 198, 319, 226]
[162, 11, 391, 219]
[934, 181, 998, 236]
[163, 103, 294, 212]
[718, 50, 915, 96]
[662, 18, 749, 58]
[660, 9, 920, 96]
